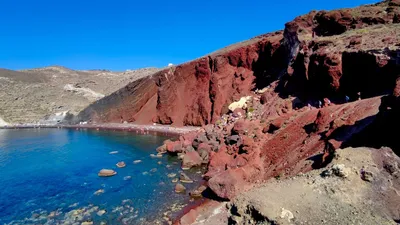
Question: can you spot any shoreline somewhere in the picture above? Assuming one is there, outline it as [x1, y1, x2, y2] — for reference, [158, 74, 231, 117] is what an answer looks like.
[0, 123, 200, 137]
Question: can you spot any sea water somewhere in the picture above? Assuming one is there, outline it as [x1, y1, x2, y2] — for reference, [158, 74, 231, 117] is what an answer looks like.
[0, 129, 203, 224]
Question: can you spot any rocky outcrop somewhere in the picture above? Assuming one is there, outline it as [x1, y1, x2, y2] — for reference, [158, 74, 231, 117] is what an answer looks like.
[79, 0, 399, 202]
[228, 147, 400, 224]
[74, 32, 285, 126]
[75, 1, 399, 128]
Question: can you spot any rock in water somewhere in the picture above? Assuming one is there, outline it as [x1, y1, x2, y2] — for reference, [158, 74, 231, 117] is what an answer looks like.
[189, 185, 207, 198]
[180, 172, 193, 183]
[81, 221, 93, 225]
[97, 210, 106, 216]
[182, 151, 202, 169]
[109, 151, 118, 154]
[94, 189, 105, 195]
[133, 160, 142, 164]
[175, 183, 186, 193]
[98, 169, 117, 177]
[116, 161, 126, 168]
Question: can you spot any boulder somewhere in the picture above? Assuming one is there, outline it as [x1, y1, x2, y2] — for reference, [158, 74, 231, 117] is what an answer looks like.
[156, 144, 167, 153]
[182, 151, 202, 169]
[228, 96, 252, 112]
[175, 183, 186, 193]
[166, 141, 183, 153]
[116, 161, 126, 168]
[226, 135, 240, 145]
[231, 119, 250, 135]
[189, 185, 208, 198]
[198, 143, 211, 164]
[98, 169, 117, 177]
[192, 133, 208, 149]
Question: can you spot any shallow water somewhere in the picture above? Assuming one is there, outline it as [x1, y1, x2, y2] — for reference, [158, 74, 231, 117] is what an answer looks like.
[0, 129, 203, 224]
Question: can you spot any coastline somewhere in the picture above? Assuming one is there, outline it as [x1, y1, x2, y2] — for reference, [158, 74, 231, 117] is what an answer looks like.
[0, 123, 200, 137]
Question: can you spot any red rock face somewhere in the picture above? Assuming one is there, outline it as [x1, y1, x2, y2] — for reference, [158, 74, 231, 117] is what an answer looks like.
[75, 0, 400, 201]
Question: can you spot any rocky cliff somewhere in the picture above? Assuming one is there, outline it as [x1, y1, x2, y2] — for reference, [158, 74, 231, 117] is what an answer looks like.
[152, 0, 400, 201]
[76, 0, 400, 129]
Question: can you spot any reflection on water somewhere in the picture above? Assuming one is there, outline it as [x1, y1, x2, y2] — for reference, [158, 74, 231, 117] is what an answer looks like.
[0, 129, 203, 224]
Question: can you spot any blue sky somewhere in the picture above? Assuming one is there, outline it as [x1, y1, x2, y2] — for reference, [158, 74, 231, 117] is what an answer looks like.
[0, 0, 378, 71]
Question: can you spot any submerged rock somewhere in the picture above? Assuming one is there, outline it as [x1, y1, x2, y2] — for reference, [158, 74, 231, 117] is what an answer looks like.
[94, 189, 105, 195]
[116, 161, 126, 168]
[133, 160, 142, 164]
[81, 221, 93, 225]
[97, 210, 106, 216]
[123, 176, 132, 180]
[175, 183, 186, 193]
[109, 151, 118, 154]
[98, 169, 117, 177]
[167, 173, 177, 178]
[180, 172, 194, 183]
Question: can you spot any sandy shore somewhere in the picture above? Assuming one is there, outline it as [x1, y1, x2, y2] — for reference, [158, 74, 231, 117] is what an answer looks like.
[0, 123, 200, 137]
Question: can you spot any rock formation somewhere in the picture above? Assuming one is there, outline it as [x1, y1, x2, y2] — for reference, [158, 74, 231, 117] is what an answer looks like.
[75, 1, 400, 223]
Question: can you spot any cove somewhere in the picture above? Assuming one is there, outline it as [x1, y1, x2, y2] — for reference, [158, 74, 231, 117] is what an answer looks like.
[0, 129, 203, 224]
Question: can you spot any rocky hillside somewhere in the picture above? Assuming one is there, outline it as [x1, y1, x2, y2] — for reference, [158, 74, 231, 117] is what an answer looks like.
[0, 66, 159, 124]
[74, 0, 400, 127]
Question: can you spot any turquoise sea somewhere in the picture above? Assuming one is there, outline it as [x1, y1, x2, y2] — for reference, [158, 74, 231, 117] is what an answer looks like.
[0, 129, 203, 224]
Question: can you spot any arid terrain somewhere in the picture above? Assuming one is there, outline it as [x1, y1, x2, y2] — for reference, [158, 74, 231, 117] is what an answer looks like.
[0, 66, 159, 124]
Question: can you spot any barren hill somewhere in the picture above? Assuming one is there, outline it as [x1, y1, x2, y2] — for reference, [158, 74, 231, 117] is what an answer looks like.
[0, 66, 159, 124]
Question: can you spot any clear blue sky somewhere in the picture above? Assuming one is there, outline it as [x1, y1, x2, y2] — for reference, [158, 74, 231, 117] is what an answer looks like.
[0, 0, 378, 71]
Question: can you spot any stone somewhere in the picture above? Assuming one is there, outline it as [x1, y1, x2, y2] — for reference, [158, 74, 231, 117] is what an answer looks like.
[94, 189, 105, 195]
[133, 160, 142, 164]
[332, 164, 349, 178]
[198, 147, 210, 164]
[280, 208, 294, 222]
[226, 135, 240, 145]
[175, 183, 186, 193]
[361, 170, 374, 182]
[167, 173, 177, 178]
[109, 151, 118, 154]
[98, 169, 117, 177]
[81, 222, 93, 225]
[116, 161, 126, 168]
[182, 151, 202, 169]
[189, 185, 207, 198]
[156, 144, 167, 153]
[180, 172, 194, 183]
[166, 141, 183, 153]
[97, 210, 106, 216]
[228, 96, 252, 111]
